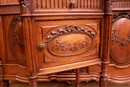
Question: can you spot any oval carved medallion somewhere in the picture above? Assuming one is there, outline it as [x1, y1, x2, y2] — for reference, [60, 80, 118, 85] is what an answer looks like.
[45, 25, 95, 57]
[111, 18, 130, 63]
[9, 17, 25, 65]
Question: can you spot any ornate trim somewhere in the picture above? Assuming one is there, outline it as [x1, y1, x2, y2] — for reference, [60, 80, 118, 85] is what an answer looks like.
[12, 17, 21, 27]
[111, 11, 130, 64]
[13, 31, 24, 48]
[46, 25, 95, 43]
[106, 0, 112, 13]
[59, 67, 88, 74]
[18, 0, 30, 13]
[112, 11, 130, 23]
[110, 52, 130, 64]
[109, 63, 130, 68]
[54, 37, 88, 52]
[111, 29, 130, 49]
[112, 12, 130, 48]
[12, 17, 24, 48]
[108, 74, 130, 84]
[9, 16, 25, 66]
[0, 4, 20, 14]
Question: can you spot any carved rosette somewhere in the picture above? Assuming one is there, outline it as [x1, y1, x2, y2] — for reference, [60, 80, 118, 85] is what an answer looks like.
[105, 0, 112, 13]
[18, 0, 30, 13]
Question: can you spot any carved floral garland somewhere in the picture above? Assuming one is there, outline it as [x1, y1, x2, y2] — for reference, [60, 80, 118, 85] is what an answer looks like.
[46, 25, 95, 43]
[111, 12, 130, 49]
[54, 37, 88, 52]
[13, 31, 24, 48]
[111, 29, 130, 49]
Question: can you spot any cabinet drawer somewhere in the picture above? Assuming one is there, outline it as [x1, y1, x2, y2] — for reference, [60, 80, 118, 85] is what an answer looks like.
[34, 0, 102, 13]
[35, 19, 100, 68]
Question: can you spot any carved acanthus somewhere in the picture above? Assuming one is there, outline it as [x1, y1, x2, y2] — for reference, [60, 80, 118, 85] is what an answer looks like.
[106, 0, 112, 13]
[113, 12, 130, 22]
[18, 0, 30, 13]
[46, 25, 95, 42]
[54, 37, 88, 52]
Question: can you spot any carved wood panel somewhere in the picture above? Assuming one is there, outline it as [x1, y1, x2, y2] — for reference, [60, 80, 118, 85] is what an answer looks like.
[9, 16, 25, 65]
[35, 19, 100, 68]
[108, 11, 130, 84]
[2, 16, 25, 65]
[110, 12, 130, 65]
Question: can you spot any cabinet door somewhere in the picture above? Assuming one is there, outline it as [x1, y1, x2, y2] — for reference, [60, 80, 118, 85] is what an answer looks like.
[35, 19, 101, 73]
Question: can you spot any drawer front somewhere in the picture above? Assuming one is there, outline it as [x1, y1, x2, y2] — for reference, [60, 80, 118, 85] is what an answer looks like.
[34, 0, 102, 12]
[35, 19, 100, 68]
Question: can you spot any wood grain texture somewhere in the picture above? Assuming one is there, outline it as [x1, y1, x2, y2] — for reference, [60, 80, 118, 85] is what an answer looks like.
[36, 0, 101, 9]
[35, 19, 100, 69]
[1, 0, 130, 87]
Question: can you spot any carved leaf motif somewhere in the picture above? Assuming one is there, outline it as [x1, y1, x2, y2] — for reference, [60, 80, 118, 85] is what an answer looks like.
[9, 16, 25, 65]
[106, 0, 112, 13]
[18, 0, 30, 13]
[46, 25, 95, 43]
[13, 31, 24, 48]
[111, 29, 130, 49]
[54, 37, 88, 52]
[113, 12, 130, 23]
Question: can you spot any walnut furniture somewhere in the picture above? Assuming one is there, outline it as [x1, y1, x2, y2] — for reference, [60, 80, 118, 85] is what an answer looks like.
[0, 0, 130, 87]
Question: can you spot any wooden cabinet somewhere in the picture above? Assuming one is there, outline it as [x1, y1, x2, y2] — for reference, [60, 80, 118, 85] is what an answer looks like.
[35, 19, 101, 72]
[1, 0, 130, 87]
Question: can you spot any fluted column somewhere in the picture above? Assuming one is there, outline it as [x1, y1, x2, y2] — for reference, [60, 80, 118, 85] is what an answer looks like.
[18, 0, 38, 87]
[99, 0, 113, 87]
